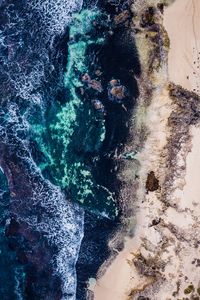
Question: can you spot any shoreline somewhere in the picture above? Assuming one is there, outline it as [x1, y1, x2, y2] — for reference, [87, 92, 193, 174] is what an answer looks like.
[92, 0, 200, 299]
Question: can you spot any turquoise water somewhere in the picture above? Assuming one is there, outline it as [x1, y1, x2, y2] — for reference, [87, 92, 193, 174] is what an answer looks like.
[30, 9, 118, 219]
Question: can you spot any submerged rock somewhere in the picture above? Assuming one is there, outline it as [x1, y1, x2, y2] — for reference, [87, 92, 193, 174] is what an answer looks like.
[114, 10, 130, 26]
[88, 79, 103, 92]
[82, 73, 103, 92]
[95, 69, 102, 76]
[108, 79, 128, 103]
[109, 79, 120, 87]
[82, 73, 91, 83]
[92, 99, 106, 114]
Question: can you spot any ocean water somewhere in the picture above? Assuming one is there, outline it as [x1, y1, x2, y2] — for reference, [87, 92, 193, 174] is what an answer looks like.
[0, 169, 24, 299]
[30, 7, 118, 218]
[0, 0, 140, 298]
[0, 0, 85, 299]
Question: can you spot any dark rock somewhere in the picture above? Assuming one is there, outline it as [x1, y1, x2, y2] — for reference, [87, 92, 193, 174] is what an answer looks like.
[146, 171, 159, 192]
[92, 99, 105, 114]
[109, 78, 120, 87]
[89, 79, 103, 92]
[157, 3, 164, 14]
[134, 254, 158, 277]
[110, 85, 126, 99]
[95, 69, 102, 76]
[108, 79, 128, 103]
[140, 7, 156, 28]
[82, 73, 91, 83]
[114, 10, 130, 25]
[150, 217, 161, 227]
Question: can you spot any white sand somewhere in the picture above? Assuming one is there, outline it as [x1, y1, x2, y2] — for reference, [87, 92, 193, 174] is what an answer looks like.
[92, 238, 139, 300]
[164, 0, 200, 93]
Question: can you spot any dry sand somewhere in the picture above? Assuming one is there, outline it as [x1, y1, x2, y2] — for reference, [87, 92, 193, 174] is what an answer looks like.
[164, 0, 200, 93]
[92, 1, 200, 299]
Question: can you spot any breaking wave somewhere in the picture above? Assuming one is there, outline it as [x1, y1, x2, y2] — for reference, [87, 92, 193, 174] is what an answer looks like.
[28, 0, 83, 35]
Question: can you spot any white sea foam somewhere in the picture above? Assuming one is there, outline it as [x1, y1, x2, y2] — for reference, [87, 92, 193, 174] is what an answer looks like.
[1, 0, 83, 104]
[11, 168, 84, 299]
[28, 0, 83, 35]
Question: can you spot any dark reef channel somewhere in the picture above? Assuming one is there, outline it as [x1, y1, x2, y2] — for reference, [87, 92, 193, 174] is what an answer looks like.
[76, 0, 140, 299]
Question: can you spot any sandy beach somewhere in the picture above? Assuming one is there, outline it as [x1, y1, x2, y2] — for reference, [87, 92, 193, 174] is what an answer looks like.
[92, 1, 200, 299]
[164, 0, 200, 93]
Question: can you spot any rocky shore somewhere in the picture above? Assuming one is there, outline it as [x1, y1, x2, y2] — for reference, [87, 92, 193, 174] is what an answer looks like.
[92, 1, 200, 299]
